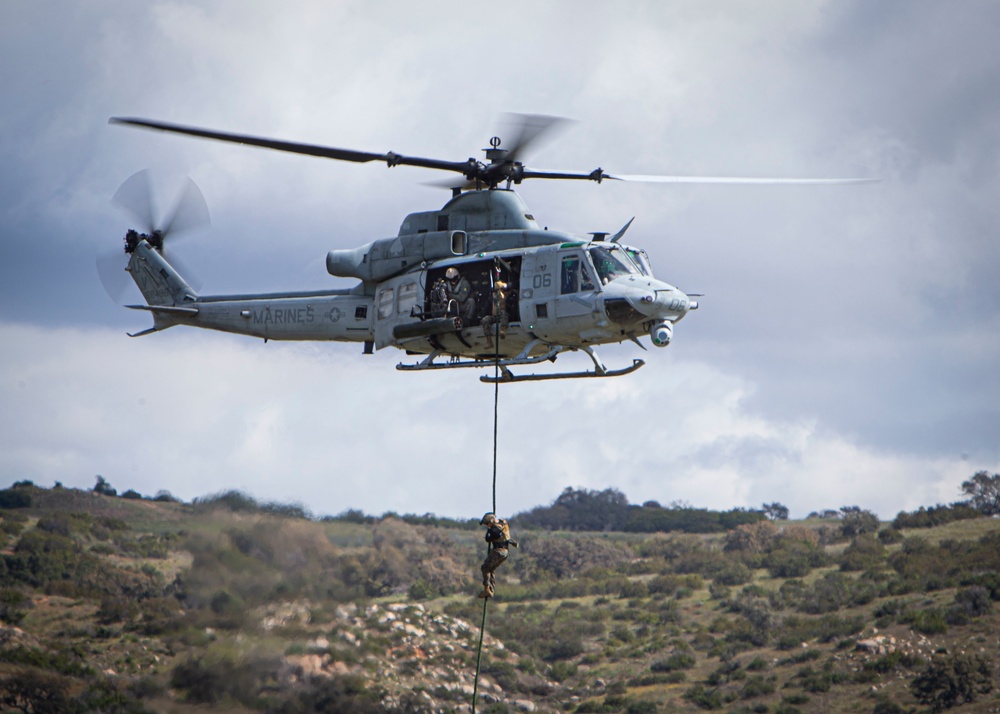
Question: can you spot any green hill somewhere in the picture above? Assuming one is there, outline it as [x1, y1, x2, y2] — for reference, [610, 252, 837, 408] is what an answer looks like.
[1, 482, 999, 713]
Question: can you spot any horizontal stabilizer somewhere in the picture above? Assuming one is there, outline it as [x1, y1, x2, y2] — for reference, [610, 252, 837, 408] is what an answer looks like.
[126, 304, 199, 316]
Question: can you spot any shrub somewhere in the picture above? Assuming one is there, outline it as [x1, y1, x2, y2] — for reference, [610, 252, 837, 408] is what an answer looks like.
[764, 540, 827, 578]
[546, 635, 584, 661]
[724, 521, 778, 561]
[0, 667, 72, 713]
[840, 507, 880, 537]
[739, 675, 776, 699]
[911, 653, 993, 712]
[946, 585, 992, 625]
[0, 489, 31, 509]
[839, 535, 886, 572]
[711, 560, 753, 586]
[651, 652, 696, 672]
[903, 607, 948, 635]
[683, 684, 724, 710]
[549, 660, 578, 682]
[170, 654, 284, 707]
[93, 476, 117, 497]
[878, 527, 904, 544]
[0, 588, 30, 625]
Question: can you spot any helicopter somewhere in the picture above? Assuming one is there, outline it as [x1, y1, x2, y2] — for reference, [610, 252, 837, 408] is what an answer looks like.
[105, 115, 873, 383]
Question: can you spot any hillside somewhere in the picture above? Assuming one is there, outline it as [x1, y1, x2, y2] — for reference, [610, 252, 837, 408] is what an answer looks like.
[1, 483, 999, 713]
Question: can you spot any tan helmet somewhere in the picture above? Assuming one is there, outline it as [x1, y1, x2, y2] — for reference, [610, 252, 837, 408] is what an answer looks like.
[480, 512, 497, 525]
[446, 267, 459, 280]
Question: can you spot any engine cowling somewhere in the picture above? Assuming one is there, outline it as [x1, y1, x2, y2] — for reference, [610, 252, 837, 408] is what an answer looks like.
[650, 321, 673, 347]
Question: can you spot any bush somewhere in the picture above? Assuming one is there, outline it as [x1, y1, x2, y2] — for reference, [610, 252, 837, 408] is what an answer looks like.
[911, 653, 993, 712]
[739, 675, 776, 699]
[711, 560, 753, 586]
[946, 585, 992, 625]
[903, 607, 948, 635]
[764, 540, 827, 578]
[0, 588, 30, 625]
[840, 507, 879, 538]
[683, 684, 724, 710]
[839, 535, 886, 572]
[93, 475, 117, 497]
[170, 654, 283, 707]
[0, 489, 31, 509]
[651, 652, 696, 672]
[892, 503, 982, 530]
[0, 667, 72, 713]
[546, 635, 584, 661]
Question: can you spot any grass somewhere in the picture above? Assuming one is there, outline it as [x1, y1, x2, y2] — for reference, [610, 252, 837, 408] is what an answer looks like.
[4, 488, 1000, 713]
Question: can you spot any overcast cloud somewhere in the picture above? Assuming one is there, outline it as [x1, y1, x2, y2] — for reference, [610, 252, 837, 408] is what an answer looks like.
[1, 0, 998, 519]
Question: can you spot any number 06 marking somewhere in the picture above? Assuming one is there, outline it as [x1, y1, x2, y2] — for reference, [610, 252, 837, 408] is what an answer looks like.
[532, 273, 552, 289]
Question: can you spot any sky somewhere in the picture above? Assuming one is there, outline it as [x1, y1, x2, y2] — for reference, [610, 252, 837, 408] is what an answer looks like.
[2, 1, 998, 520]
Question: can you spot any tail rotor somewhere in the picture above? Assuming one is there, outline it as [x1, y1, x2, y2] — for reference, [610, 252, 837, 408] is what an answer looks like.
[98, 169, 210, 302]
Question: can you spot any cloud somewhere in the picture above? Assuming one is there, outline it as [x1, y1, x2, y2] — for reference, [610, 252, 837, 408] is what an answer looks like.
[2, 322, 991, 520]
[1, 1, 999, 521]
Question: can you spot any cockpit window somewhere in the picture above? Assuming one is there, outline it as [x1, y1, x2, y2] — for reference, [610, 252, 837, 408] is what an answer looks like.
[624, 248, 652, 276]
[561, 256, 580, 294]
[561, 254, 597, 294]
[590, 245, 638, 284]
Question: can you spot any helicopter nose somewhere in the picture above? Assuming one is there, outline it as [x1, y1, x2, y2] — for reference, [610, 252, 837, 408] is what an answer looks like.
[612, 278, 692, 320]
[600, 278, 694, 329]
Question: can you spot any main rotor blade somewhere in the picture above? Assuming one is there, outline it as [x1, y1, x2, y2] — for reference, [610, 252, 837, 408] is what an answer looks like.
[605, 173, 879, 185]
[110, 117, 475, 176]
[499, 113, 571, 163]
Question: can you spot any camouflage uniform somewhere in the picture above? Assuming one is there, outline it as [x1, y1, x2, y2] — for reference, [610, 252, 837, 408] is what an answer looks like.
[446, 268, 477, 326]
[478, 513, 518, 598]
[480, 280, 509, 348]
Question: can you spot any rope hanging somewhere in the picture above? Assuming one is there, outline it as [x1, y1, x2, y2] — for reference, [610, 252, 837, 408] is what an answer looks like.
[472, 313, 502, 713]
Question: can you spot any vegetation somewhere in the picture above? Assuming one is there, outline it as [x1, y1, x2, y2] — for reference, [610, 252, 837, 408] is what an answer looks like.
[1, 476, 999, 712]
[516, 487, 766, 533]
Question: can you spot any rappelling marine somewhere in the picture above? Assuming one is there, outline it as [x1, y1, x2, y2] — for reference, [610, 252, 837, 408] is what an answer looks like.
[478, 512, 518, 599]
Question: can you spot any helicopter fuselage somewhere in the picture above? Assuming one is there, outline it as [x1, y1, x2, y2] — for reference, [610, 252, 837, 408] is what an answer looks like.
[122, 189, 696, 371]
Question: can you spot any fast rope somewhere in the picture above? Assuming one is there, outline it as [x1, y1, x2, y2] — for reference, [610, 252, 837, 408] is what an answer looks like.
[471, 310, 502, 713]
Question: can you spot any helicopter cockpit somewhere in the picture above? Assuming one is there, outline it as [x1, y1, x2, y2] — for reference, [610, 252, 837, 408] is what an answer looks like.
[589, 244, 651, 284]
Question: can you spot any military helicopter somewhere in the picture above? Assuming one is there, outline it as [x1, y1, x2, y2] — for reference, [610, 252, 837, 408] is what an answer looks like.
[105, 115, 872, 382]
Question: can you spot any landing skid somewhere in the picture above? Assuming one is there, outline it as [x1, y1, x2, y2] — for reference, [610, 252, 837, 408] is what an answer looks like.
[480, 358, 645, 383]
[396, 340, 645, 383]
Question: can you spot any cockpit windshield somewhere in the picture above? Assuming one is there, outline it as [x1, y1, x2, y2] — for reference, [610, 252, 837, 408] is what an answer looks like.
[590, 245, 639, 284]
[624, 248, 653, 277]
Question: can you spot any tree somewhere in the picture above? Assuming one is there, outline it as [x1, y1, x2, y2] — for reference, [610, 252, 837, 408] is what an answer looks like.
[911, 652, 993, 712]
[93, 475, 117, 497]
[0, 489, 31, 509]
[961, 471, 1000, 516]
[723, 520, 778, 558]
[0, 667, 71, 714]
[840, 506, 879, 537]
[761, 502, 789, 520]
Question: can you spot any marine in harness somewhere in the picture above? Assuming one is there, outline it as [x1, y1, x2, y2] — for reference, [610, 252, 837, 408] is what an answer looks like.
[478, 512, 518, 599]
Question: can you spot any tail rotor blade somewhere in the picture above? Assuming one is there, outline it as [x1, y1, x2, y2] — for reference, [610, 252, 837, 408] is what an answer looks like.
[160, 176, 211, 239]
[111, 169, 156, 233]
[96, 248, 131, 304]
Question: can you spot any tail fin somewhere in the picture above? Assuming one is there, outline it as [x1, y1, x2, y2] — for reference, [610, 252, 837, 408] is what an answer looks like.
[127, 240, 197, 306]
[124, 240, 199, 336]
